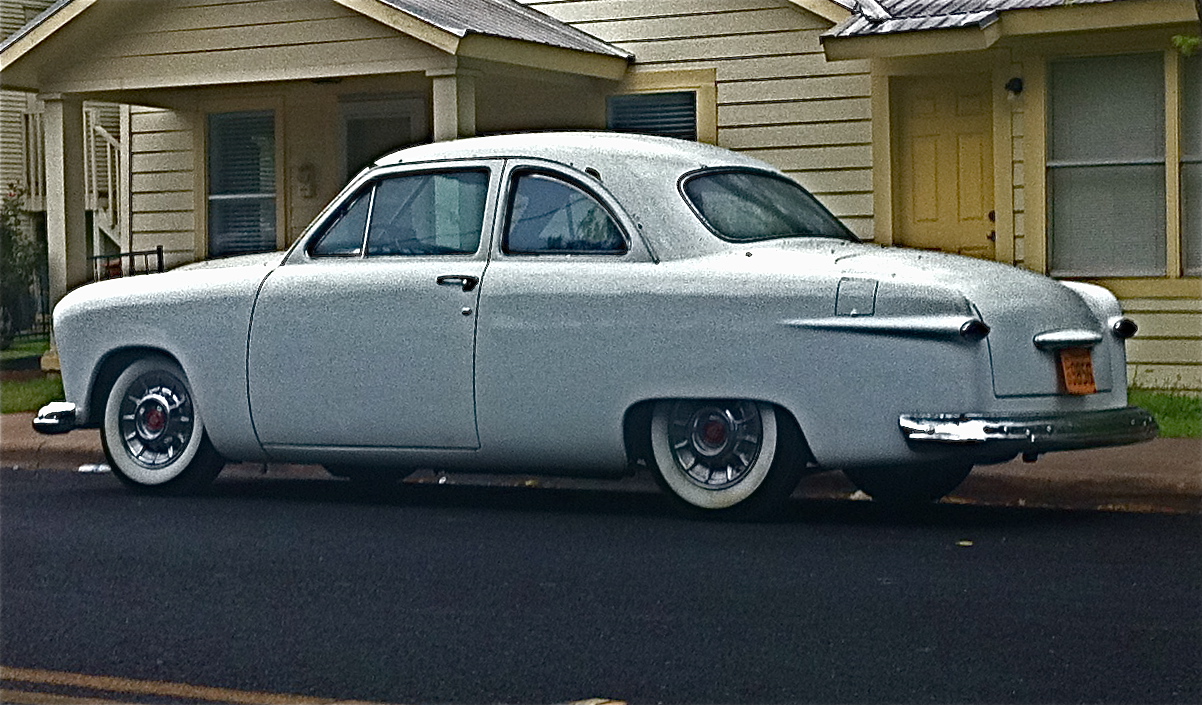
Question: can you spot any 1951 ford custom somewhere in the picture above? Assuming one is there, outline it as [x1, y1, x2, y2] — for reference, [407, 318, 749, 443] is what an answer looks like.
[34, 132, 1157, 518]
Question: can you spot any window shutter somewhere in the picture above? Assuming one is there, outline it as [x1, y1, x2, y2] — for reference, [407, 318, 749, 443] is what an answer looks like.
[207, 111, 276, 257]
[607, 92, 697, 141]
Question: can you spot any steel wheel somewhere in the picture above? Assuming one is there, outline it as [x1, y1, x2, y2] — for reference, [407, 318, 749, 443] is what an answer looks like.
[102, 356, 223, 493]
[650, 400, 803, 518]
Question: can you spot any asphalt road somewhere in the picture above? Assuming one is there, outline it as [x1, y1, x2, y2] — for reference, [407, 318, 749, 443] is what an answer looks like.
[2, 468, 1200, 704]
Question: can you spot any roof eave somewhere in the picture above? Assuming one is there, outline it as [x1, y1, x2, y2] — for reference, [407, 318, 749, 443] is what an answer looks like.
[822, 22, 1001, 61]
[821, 0, 1200, 62]
[458, 34, 630, 80]
[783, 0, 852, 25]
[0, 0, 96, 92]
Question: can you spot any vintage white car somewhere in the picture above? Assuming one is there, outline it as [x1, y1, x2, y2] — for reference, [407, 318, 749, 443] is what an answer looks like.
[35, 132, 1156, 517]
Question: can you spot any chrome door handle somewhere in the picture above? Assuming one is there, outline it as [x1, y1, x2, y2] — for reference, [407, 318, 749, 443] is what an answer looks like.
[436, 274, 479, 292]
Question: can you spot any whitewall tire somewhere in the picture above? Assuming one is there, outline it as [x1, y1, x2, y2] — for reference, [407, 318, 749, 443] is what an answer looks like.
[649, 400, 803, 519]
[101, 356, 224, 494]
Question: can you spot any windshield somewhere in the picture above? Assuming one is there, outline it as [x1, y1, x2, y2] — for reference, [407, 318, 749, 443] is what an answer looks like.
[681, 169, 856, 243]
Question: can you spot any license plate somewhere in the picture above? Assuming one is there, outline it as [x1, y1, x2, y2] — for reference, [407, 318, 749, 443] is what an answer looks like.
[1058, 347, 1097, 395]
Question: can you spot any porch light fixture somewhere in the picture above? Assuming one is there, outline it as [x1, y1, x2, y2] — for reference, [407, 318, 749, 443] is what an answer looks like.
[1005, 77, 1024, 95]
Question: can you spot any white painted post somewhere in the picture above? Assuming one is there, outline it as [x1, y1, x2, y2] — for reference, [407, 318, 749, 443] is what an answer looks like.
[42, 94, 89, 306]
[428, 68, 477, 141]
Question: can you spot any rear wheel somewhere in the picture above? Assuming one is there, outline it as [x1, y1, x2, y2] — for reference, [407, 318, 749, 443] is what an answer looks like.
[843, 463, 972, 506]
[101, 356, 224, 494]
[649, 400, 803, 520]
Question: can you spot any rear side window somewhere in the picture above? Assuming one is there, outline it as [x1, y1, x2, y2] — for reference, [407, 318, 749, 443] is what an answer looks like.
[682, 170, 855, 243]
[504, 172, 627, 254]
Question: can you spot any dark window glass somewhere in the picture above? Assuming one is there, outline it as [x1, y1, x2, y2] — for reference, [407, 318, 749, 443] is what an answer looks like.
[367, 171, 488, 256]
[682, 170, 854, 242]
[504, 173, 626, 254]
[309, 188, 372, 257]
[607, 91, 697, 141]
[207, 110, 276, 257]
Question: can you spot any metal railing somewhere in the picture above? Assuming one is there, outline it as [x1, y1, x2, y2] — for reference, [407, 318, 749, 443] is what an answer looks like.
[90, 246, 165, 281]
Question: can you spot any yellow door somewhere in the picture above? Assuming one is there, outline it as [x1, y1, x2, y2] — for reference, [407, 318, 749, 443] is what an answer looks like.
[894, 75, 995, 259]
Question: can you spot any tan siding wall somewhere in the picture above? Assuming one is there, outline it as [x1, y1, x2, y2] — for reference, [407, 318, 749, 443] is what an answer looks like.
[524, 0, 874, 240]
[1123, 297, 1202, 392]
[44, 0, 445, 93]
[1, 0, 54, 196]
[129, 107, 198, 269]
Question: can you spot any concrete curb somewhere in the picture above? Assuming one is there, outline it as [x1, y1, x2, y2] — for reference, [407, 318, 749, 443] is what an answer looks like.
[2, 413, 1199, 514]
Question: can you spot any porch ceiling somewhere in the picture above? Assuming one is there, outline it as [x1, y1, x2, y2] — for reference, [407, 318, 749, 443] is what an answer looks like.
[0, 0, 631, 96]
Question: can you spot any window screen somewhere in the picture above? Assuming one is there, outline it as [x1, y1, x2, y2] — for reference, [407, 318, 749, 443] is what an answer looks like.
[1048, 54, 1166, 277]
[208, 111, 276, 257]
[504, 173, 626, 254]
[1183, 54, 1202, 276]
[607, 92, 697, 141]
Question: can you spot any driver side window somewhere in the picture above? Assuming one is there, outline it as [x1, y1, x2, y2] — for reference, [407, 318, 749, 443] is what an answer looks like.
[309, 169, 489, 257]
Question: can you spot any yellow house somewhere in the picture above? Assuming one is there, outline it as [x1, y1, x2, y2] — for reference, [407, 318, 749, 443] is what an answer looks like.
[1, 0, 1198, 391]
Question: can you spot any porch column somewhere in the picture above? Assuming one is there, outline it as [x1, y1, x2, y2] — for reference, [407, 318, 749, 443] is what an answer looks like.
[42, 94, 89, 305]
[428, 68, 477, 141]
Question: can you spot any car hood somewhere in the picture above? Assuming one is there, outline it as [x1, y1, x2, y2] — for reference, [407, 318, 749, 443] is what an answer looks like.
[175, 251, 286, 271]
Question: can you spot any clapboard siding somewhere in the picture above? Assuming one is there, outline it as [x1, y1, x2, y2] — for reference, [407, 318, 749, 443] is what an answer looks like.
[1, 0, 54, 196]
[1121, 298, 1202, 391]
[129, 106, 196, 257]
[45, 0, 443, 93]
[524, 0, 874, 239]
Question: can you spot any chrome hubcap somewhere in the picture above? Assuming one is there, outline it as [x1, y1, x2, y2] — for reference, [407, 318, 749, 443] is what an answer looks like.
[666, 401, 763, 489]
[118, 372, 194, 469]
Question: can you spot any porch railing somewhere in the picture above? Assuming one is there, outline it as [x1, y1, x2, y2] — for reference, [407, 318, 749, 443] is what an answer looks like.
[21, 110, 45, 211]
[90, 246, 165, 281]
[84, 107, 123, 253]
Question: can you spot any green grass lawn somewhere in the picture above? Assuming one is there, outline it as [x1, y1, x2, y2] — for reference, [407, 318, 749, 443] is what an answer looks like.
[1129, 388, 1202, 439]
[0, 334, 50, 363]
[1, 374, 64, 414]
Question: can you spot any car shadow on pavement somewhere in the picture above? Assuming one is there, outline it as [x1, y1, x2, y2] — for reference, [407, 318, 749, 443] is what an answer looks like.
[174, 473, 1104, 529]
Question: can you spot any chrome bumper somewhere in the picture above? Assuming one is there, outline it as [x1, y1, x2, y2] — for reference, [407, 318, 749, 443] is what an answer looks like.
[900, 406, 1158, 452]
[32, 401, 78, 435]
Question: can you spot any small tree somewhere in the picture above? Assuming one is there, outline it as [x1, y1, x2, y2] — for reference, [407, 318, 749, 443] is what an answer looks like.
[0, 184, 46, 348]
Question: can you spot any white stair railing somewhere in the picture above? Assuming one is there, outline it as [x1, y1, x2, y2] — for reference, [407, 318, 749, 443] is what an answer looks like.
[84, 106, 124, 257]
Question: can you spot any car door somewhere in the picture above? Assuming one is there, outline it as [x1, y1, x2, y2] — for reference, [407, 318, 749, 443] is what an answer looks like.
[247, 164, 499, 450]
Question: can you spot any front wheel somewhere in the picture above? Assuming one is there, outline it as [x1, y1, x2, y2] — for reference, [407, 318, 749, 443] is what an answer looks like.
[842, 463, 972, 506]
[649, 400, 804, 520]
[101, 356, 224, 494]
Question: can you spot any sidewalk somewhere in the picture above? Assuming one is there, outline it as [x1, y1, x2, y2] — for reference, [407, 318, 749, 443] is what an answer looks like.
[2, 411, 1199, 513]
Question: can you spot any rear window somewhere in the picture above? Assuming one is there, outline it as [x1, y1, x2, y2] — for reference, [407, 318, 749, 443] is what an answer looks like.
[681, 169, 855, 243]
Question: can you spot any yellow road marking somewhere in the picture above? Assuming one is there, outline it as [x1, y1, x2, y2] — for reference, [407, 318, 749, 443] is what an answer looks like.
[0, 666, 383, 704]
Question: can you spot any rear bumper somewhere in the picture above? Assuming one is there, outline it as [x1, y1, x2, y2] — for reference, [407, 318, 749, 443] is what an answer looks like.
[900, 406, 1158, 453]
[32, 401, 78, 435]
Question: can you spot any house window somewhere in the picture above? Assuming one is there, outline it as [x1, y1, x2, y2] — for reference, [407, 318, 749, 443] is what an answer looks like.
[342, 96, 427, 181]
[1048, 53, 1166, 277]
[1183, 54, 1201, 276]
[607, 92, 697, 141]
[207, 110, 276, 257]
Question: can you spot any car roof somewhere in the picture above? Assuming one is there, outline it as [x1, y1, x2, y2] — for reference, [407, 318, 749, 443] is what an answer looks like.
[372, 131, 771, 175]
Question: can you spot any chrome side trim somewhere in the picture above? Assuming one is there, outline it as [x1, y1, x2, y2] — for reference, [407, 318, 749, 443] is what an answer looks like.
[900, 406, 1157, 451]
[783, 315, 983, 341]
[32, 401, 78, 435]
